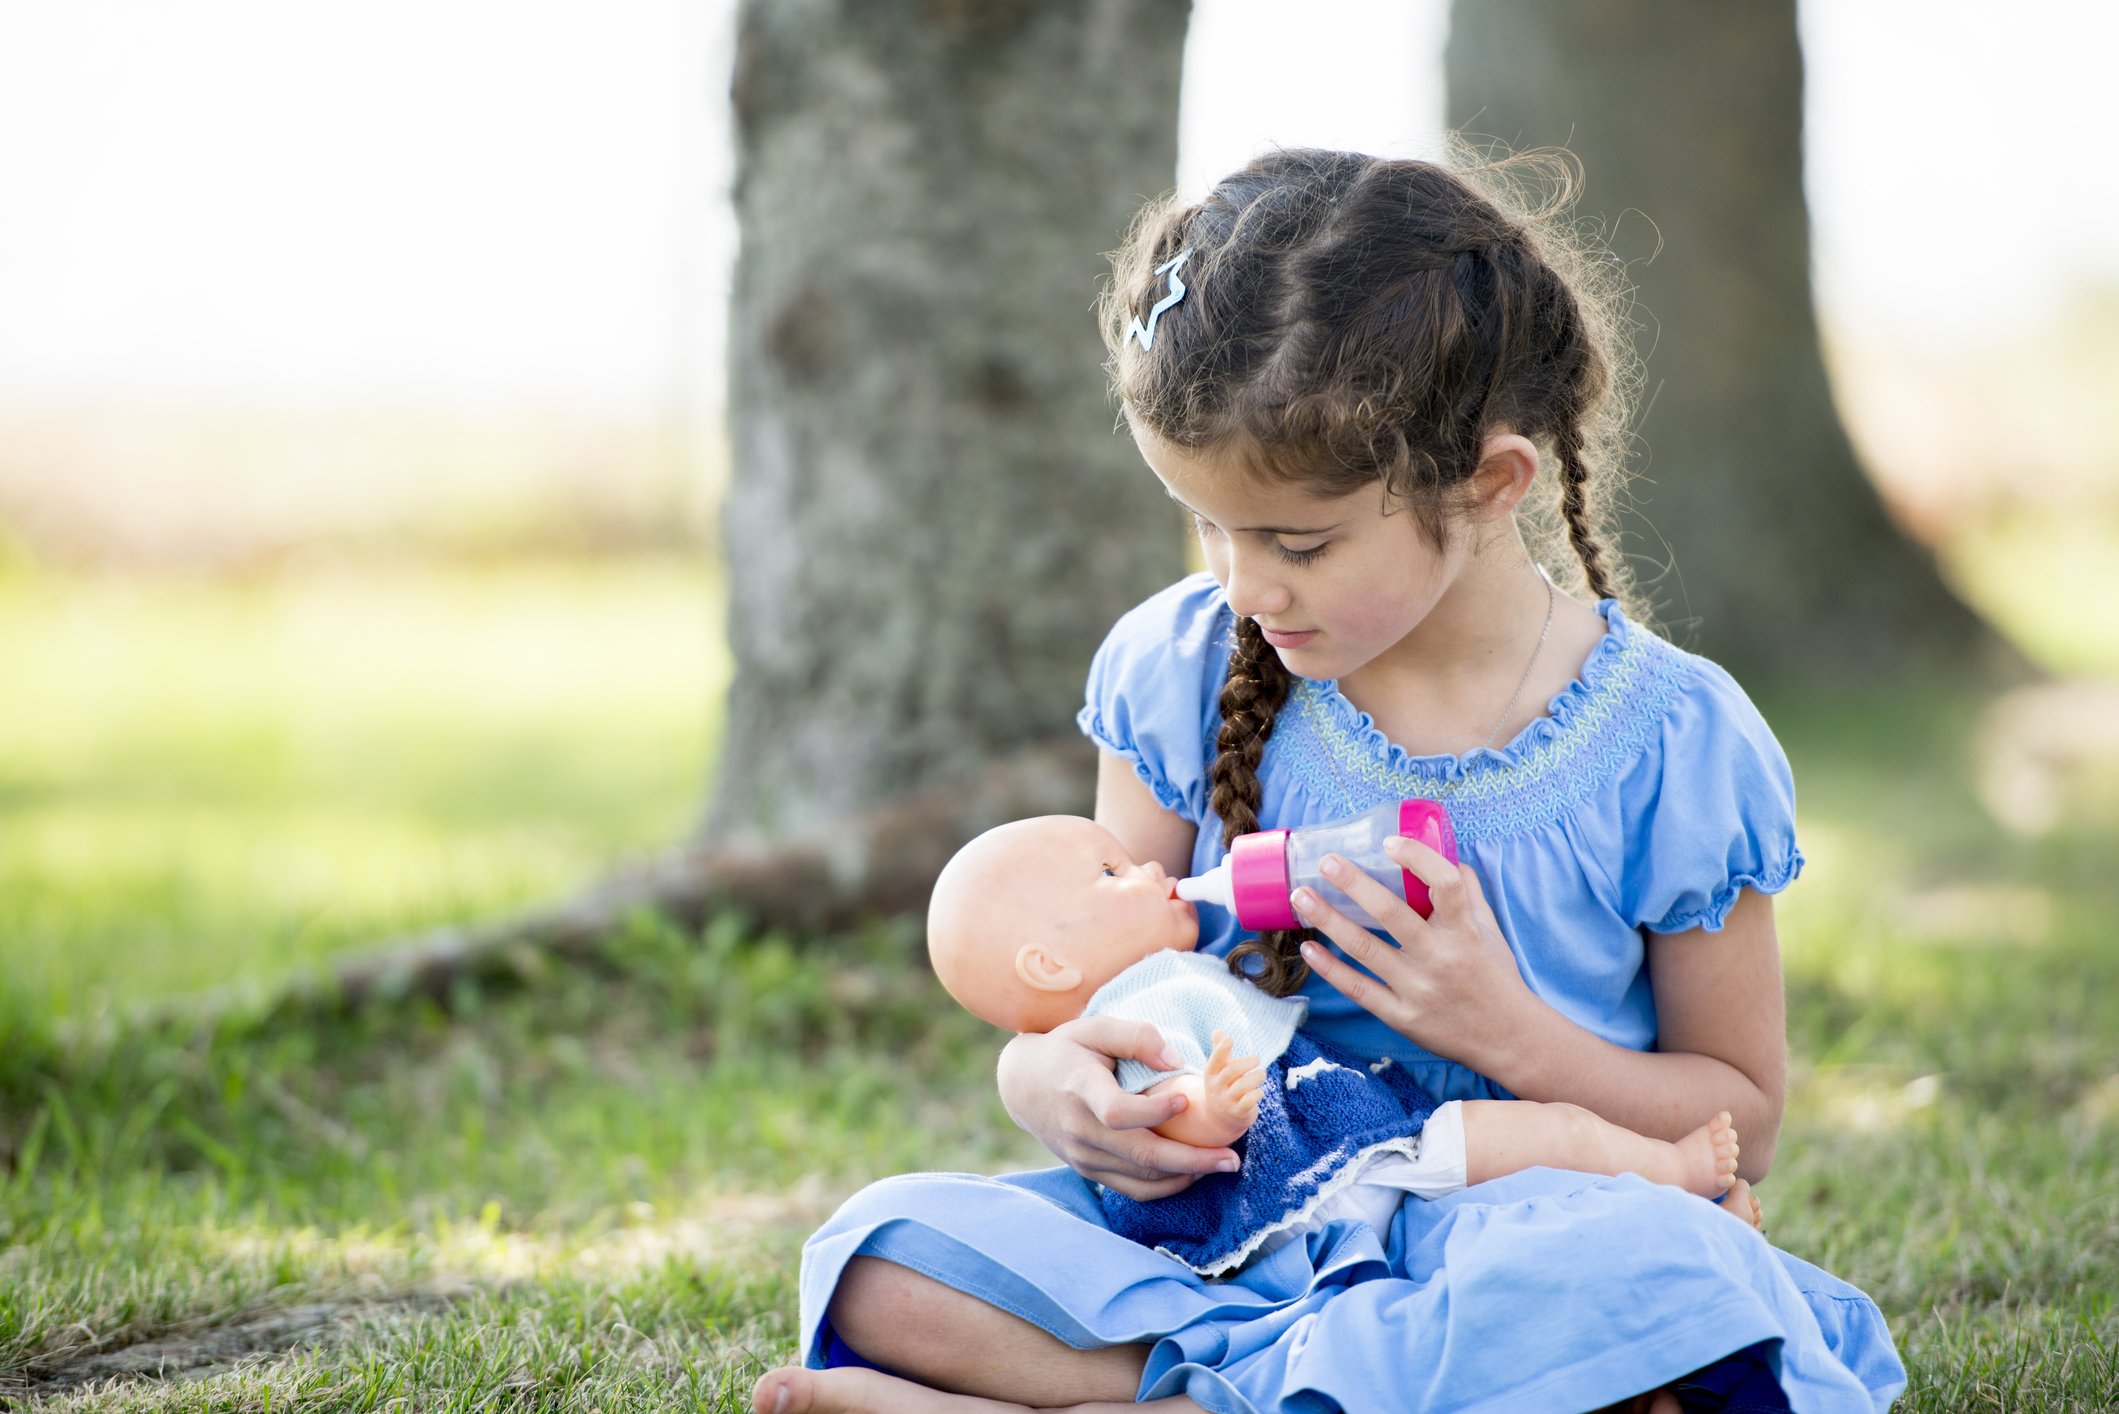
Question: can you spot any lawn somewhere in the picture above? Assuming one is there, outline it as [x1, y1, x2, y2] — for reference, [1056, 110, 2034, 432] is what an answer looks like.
[0, 550, 2114, 1409]
[0, 560, 728, 1016]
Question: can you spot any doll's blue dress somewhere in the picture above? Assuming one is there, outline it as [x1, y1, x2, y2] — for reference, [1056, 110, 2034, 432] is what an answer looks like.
[1083, 949, 1449, 1277]
[797, 574, 1905, 1413]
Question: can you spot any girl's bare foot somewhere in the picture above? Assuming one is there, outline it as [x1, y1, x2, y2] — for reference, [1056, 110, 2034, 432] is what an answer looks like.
[1717, 1175, 1765, 1231]
[1669, 1110, 1741, 1198]
[751, 1366, 1029, 1414]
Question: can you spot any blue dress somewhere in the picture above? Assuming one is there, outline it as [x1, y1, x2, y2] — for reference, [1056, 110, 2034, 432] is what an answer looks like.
[799, 574, 1906, 1412]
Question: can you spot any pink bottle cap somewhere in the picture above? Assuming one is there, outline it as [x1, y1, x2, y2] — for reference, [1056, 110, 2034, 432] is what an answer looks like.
[1230, 828, 1295, 931]
[1399, 799, 1459, 917]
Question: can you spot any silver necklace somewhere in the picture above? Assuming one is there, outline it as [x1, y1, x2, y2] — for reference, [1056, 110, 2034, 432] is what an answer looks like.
[1477, 566, 1556, 754]
[1306, 565, 1557, 814]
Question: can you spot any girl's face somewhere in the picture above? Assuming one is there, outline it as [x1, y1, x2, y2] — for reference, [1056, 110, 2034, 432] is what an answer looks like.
[1131, 428, 1467, 683]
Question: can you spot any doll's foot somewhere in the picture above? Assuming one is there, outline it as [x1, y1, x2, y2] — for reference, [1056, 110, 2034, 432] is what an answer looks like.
[1669, 1111, 1740, 1198]
[752, 1366, 1031, 1414]
[1716, 1176, 1765, 1231]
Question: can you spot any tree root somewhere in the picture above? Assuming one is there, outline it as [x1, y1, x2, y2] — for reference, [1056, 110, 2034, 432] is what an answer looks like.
[281, 738, 1097, 1017]
[4, 1294, 463, 1401]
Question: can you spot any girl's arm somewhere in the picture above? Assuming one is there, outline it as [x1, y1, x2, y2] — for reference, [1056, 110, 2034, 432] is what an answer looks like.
[1294, 841, 1786, 1181]
[996, 1015, 1238, 1195]
[994, 750, 1232, 1198]
[1091, 747, 1198, 876]
[1489, 891, 1786, 1179]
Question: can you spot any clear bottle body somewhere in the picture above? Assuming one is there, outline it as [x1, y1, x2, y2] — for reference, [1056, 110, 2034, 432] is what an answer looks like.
[1283, 800, 1407, 929]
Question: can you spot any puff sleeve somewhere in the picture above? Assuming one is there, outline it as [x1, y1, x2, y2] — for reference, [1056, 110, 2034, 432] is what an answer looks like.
[1076, 573, 1232, 827]
[1616, 655, 1805, 935]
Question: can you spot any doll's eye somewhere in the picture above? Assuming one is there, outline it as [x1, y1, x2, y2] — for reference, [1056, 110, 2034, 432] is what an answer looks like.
[1101, 865, 1117, 877]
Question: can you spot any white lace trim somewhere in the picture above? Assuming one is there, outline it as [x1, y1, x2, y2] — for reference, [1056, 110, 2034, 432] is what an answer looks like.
[1284, 1056, 1349, 1090]
[1155, 1133, 1427, 1279]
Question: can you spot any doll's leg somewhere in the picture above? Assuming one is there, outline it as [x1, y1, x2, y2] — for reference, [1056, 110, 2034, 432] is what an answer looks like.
[1458, 1100, 1740, 1199]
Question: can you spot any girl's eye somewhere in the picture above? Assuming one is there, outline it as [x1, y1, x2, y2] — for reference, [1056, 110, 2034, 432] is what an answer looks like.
[1191, 510, 1324, 565]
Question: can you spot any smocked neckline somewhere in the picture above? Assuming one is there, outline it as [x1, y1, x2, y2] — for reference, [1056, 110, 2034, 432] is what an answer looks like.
[1299, 599, 1633, 783]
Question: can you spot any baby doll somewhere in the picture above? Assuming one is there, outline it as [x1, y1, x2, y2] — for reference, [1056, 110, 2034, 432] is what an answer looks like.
[928, 814, 1750, 1276]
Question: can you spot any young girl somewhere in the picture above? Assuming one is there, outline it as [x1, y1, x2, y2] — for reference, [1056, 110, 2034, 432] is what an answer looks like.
[753, 149, 1904, 1414]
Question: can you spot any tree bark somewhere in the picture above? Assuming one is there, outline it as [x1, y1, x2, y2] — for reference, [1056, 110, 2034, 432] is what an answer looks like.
[711, 0, 1190, 861]
[1446, 0, 2002, 679]
[161, 4, 1191, 1019]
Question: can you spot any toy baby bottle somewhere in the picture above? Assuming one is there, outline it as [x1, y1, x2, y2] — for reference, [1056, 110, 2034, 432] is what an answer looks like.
[1175, 800, 1458, 930]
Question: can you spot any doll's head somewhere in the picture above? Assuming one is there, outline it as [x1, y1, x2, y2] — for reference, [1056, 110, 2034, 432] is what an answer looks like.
[928, 815, 1199, 1033]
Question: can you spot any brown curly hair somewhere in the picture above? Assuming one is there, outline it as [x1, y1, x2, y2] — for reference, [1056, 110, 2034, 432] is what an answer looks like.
[1099, 146, 1642, 996]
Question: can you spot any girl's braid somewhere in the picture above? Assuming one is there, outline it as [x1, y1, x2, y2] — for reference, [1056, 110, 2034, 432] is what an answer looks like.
[1554, 418, 1617, 602]
[1531, 254, 1621, 607]
[1212, 617, 1312, 997]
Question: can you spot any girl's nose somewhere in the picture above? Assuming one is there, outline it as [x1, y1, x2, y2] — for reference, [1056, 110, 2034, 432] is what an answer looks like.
[1221, 552, 1290, 620]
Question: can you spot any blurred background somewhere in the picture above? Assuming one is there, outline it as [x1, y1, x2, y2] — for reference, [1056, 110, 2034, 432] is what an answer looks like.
[4, 0, 2113, 1018]
[3, 4, 2116, 1404]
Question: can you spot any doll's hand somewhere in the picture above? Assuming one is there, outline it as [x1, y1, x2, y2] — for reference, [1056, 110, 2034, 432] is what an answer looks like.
[997, 1015, 1240, 1201]
[1204, 1030, 1265, 1127]
[1289, 837, 1535, 1072]
[1148, 1030, 1265, 1149]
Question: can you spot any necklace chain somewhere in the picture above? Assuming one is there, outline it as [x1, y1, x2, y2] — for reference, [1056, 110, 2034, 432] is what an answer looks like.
[1477, 566, 1556, 754]
[1307, 565, 1556, 813]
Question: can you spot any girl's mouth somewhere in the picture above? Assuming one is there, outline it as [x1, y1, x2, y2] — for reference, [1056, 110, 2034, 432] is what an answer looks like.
[1261, 627, 1317, 649]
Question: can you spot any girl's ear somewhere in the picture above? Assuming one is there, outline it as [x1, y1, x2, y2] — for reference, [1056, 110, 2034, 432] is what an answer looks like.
[1015, 945, 1083, 994]
[1470, 431, 1540, 521]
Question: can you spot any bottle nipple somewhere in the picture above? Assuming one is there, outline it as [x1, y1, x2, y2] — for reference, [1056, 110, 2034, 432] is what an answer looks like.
[1176, 863, 1234, 911]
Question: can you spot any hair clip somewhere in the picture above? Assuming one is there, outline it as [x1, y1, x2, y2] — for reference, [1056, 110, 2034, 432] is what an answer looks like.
[1125, 249, 1192, 351]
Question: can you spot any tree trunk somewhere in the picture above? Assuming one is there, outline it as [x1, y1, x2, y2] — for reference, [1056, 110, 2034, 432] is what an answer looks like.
[710, 0, 1190, 856]
[1445, 0, 2000, 680]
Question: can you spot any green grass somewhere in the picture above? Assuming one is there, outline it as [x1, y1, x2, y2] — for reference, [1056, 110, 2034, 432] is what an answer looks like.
[2, 556, 2116, 1409]
[1944, 504, 2119, 678]
[0, 559, 726, 1016]
[0, 913, 1035, 1410]
[1760, 683, 2119, 1411]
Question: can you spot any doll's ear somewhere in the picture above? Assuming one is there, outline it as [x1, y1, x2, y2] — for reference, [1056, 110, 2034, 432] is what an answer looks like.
[1014, 945, 1082, 994]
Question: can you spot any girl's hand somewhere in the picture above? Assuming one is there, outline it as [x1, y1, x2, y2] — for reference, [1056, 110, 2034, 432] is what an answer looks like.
[1291, 836, 1534, 1067]
[996, 1015, 1240, 1201]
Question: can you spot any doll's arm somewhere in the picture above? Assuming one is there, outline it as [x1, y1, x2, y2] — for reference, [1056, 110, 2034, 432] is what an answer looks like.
[1145, 1031, 1265, 1148]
